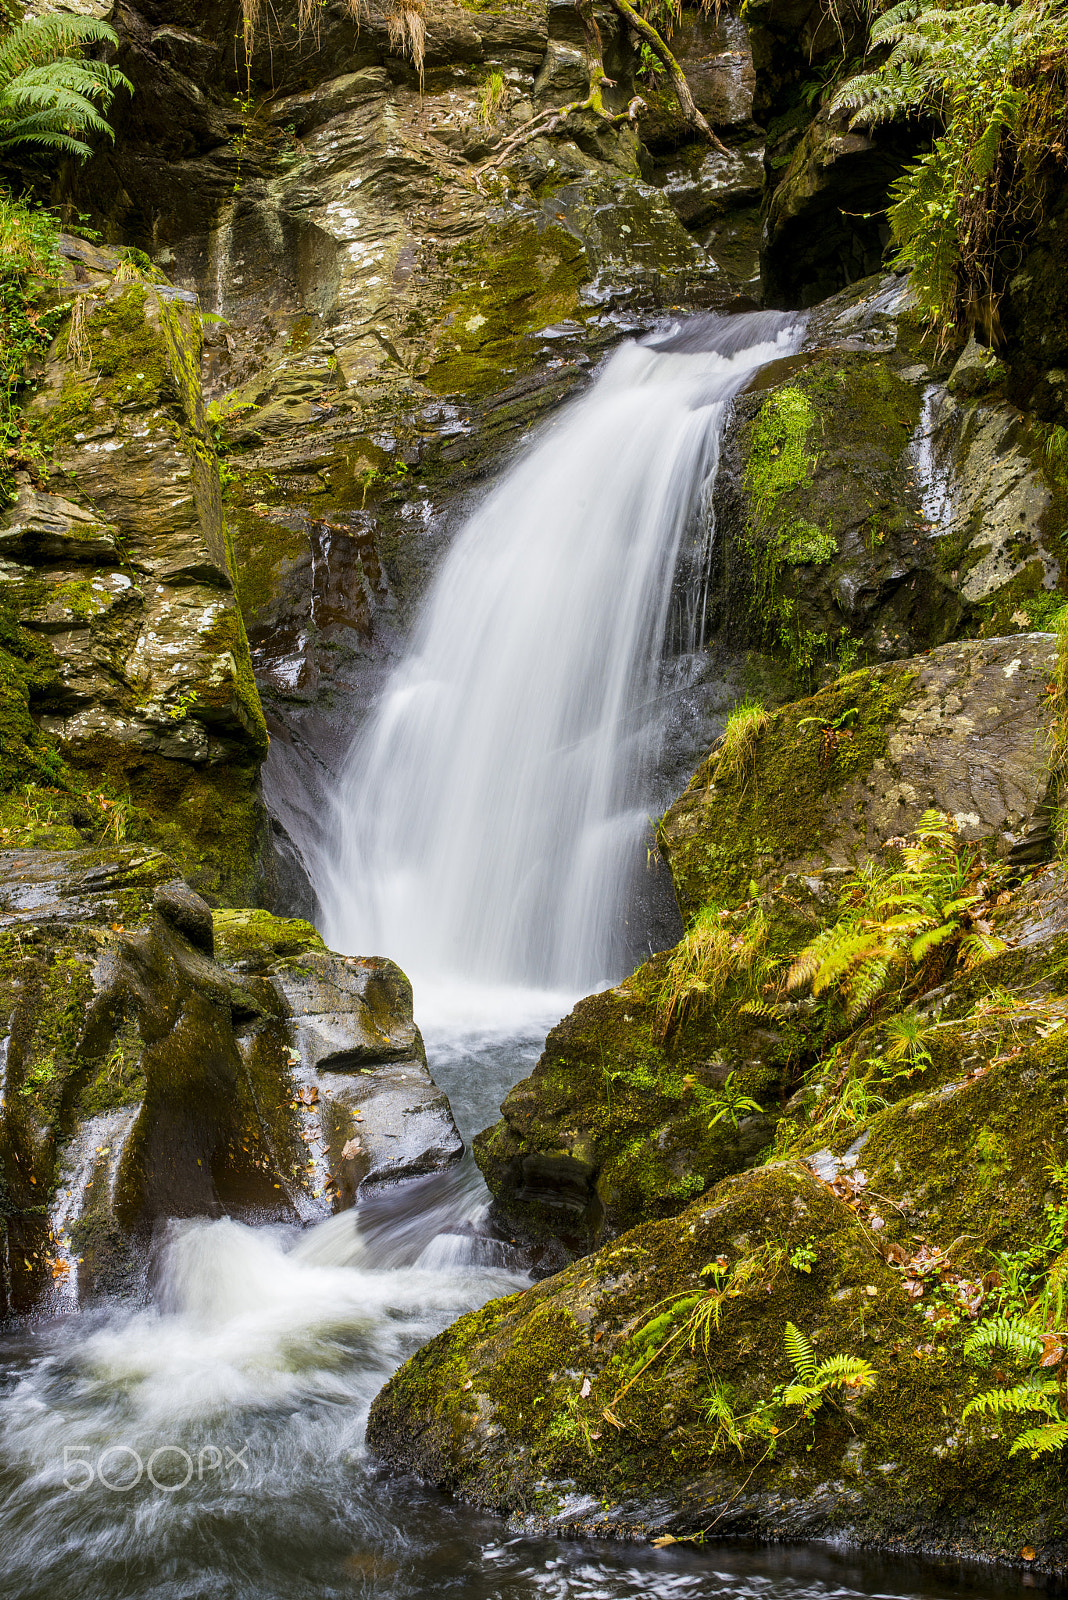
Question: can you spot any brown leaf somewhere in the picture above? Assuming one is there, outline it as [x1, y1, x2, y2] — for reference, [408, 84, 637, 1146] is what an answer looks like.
[1040, 1336, 1066, 1368]
[1021, 1547, 1036, 1563]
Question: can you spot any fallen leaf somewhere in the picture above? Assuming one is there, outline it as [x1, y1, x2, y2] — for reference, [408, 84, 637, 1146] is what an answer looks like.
[1021, 1547, 1036, 1562]
[341, 1138, 362, 1161]
[651, 1536, 676, 1548]
[580, 1377, 591, 1398]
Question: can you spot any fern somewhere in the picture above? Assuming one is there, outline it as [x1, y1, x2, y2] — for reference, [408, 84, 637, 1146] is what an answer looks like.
[830, 0, 1068, 334]
[1011, 1419, 1068, 1457]
[784, 1321, 817, 1383]
[0, 16, 132, 160]
[814, 1352, 877, 1392]
[964, 1314, 1045, 1362]
[963, 1380, 1062, 1421]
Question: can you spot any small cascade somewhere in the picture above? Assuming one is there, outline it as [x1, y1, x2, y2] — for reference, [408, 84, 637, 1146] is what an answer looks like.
[48, 1107, 139, 1310]
[311, 311, 803, 994]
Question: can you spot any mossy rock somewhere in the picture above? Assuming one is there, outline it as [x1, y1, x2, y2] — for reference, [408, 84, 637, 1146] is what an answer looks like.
[212, 907, 326, 971]
[368, 1140, 1068, 1563]
[660, 634, 1056, 921]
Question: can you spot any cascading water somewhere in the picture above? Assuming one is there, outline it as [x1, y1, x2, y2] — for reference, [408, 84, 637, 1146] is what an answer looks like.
[312, 311, 805, 996]
[9, 311, 1019, 1600]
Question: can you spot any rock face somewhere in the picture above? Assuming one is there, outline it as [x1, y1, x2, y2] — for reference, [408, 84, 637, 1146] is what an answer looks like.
[371, 676, 1068, 1572]
[0, 852, 461, 1318]
[473, 633, 1058, 1251]
[47, 0, 770, 902]
[701, 276, 1067, 680]
[1, 237, 271, 902]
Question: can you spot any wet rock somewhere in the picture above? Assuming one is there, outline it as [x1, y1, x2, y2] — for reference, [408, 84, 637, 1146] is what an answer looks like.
[369, 1116, 1068, 1560]
[662, 633, 1058, 918]
[947, 334, 1006, 398]
[702, 275, 1066, 671]
[0, 845, 176, 929]
[153, 879, 215, 955]
[0, 868, 462, 1317]
[2, 244, 272, 902]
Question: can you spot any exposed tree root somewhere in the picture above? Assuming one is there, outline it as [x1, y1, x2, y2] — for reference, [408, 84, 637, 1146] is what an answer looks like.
[475, 0, 727, 180]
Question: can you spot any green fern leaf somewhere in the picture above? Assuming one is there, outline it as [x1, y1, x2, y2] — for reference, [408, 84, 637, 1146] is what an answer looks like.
[964, 1315, 1044, 1362]
[784, 1321, 817, 1383]
[1010, 1419, 1068, 1457]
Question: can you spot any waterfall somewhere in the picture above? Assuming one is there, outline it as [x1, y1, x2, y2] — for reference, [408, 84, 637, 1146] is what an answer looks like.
[312, 312, 803, 993]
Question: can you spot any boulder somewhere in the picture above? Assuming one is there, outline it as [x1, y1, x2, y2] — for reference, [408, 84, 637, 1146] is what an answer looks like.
[473, 633, 1058, 1252]
[0, 863, 462, 1318]
[369, 857, 1068, 1571]
[153, 878, 215, 955]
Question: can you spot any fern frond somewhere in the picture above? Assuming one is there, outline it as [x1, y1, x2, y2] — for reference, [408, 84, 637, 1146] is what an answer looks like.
[910, 922, 959, 962]
[784, 1321, 817, 1383]
[963, 1380, 1062, 1421]
[1010, 1419, 1068, 1456]
[814, 1353, 877, 1391]
[781, 1382, 822, 1408]
[964, 1315, 1044, 1362]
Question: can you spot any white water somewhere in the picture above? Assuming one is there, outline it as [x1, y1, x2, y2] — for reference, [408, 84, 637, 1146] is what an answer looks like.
[312, 312, 803, 996]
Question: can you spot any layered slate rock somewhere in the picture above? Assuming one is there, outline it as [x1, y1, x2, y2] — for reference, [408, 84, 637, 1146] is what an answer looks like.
[0, 853, 461, 1318]
[701, 276, 1067, 678]
[473, 634, 1058, 1253]
[1, 239, 271, 901]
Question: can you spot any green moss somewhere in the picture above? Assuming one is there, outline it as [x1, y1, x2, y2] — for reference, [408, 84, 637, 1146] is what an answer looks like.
[213, 908, 325, 970]
[423, 223, 589, 398]
[226, 501, 310, 623]
[744, 387, 816, 521]
[661, 663, 919, 918]
[195, 605, 269, 754]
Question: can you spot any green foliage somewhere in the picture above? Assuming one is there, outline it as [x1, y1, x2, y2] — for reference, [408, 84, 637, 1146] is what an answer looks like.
[831, 0, 1068, 335]
[657, 902, 771, 1041]
[785, 809, 1007, 1023]
[705, 1070, 763, 1130]
[0, 15, 132, 160]
[716, 697, 770, 787]
[476, 69, 506, 123]
[0, 189, 64, 503]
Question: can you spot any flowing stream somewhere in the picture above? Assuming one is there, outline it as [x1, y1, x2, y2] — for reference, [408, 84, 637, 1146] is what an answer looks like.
[0, 315, 1040, 1599]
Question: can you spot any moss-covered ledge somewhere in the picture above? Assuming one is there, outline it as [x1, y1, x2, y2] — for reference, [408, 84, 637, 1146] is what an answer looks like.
[0, 243, 272, 902]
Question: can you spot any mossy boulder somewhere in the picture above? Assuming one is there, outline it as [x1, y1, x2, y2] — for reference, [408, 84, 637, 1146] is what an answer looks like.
[473, 633, 1058, 1255]
[371, 908, 1068, 1566]
[0, 853, 462, 1318]
[662, 633, 1058, 919]
[703, 277, 1067, 684]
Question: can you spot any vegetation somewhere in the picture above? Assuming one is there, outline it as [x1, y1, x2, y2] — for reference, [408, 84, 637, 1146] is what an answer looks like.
[0, 14, 131, 160]
[716, 697, 771, 787]
[0, 188, 63, 502]
[832, 0, 1068, 338]
[785, 809, 1007, 1024]
[656, 900, 771, 1041]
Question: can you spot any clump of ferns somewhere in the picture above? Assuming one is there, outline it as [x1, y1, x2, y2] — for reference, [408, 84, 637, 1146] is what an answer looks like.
[962, 1155, 1068, 1458]
[784, 810, 1008, 1029]
[606, 1248, 875, 1459]
[830, 0, 1068, 342]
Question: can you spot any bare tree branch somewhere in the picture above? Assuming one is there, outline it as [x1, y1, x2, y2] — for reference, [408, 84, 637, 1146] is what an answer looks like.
[604, 0, 730, 151]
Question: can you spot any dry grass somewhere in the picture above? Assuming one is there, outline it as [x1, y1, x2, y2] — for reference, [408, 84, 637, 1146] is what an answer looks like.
[657, 904, 768, 1041]
[714, 698, 771, 788]
[386, 1, 426, 88]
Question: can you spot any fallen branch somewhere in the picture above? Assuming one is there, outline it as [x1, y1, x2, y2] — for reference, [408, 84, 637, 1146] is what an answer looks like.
[605, 0, 729, 151]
